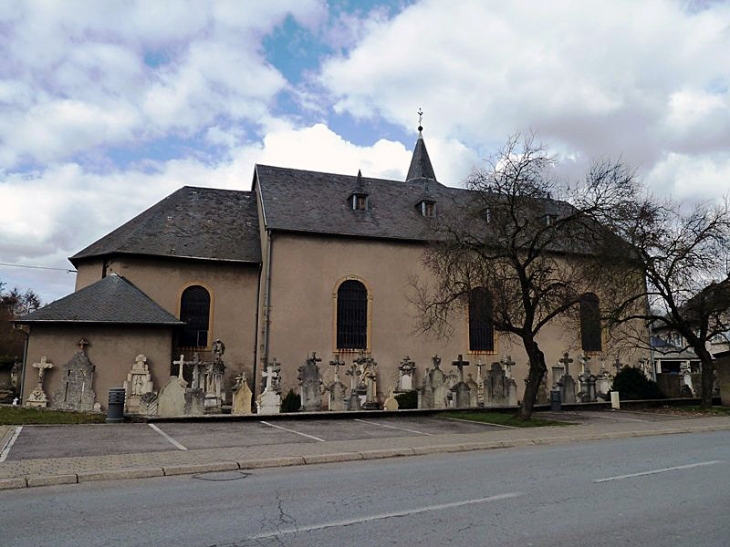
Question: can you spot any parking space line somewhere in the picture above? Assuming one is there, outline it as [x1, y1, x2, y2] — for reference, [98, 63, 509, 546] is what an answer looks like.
[260, 421, 326, 442]
[595, 460, 721, 483]
[355, 418, 433, 436]
[0, 426, 23, 462]
[148, 424, 188, 451]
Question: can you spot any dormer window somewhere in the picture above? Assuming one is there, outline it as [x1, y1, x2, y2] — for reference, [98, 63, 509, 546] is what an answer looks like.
[353, 194, 368, 211]
[418, 200, 436, 218]
[544, 214, 558, 226]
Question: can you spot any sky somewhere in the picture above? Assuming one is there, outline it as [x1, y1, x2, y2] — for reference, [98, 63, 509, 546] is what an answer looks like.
[1, 0, 729, 304]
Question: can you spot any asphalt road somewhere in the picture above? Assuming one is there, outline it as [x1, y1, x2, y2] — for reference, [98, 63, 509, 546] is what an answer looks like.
[2, 429, 728, 546]
[2, 411, 684, 461]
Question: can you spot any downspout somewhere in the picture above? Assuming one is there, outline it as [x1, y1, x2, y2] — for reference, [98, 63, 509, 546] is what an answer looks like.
[262, 229, 273, 386]
[15, 324, 29, 403]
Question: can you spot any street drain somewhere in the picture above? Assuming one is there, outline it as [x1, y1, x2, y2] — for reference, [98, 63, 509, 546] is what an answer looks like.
[193, 470, 250, 481]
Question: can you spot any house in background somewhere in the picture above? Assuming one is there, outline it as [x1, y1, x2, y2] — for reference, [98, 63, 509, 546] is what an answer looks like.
[16, 128, 640, 411]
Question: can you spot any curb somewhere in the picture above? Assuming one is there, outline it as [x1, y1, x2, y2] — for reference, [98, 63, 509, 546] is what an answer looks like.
[2, 423, 729, 491]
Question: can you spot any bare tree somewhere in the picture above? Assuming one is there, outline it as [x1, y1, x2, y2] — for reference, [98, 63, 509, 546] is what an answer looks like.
[593, 190, 730, 408]
[413, 135, 638, 420]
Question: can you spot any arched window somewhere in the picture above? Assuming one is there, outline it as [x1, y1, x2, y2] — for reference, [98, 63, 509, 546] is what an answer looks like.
[469, 287, 494, 352]
[337, 280, 368, 350]
[580, 292, 602, 352]
[180, 285, 210, 348]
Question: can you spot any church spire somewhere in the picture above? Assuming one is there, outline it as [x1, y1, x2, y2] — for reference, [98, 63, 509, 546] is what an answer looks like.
[406, 108, 437, 182]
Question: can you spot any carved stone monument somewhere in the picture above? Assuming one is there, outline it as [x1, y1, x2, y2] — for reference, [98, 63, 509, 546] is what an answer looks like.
[123, 354, 155, 414]
[51, 339, 98, 412]
[26, 356, 53, 408]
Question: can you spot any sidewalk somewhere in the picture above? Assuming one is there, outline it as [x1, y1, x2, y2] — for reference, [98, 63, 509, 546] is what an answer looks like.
[2, 414, 729, 491]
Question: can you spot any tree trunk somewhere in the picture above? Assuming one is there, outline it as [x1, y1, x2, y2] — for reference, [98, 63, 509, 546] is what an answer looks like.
[695, 345, 715, 408]
[518, 337, 547, 420]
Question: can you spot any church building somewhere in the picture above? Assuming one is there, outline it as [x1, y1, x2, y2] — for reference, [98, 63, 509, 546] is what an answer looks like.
[17, 128, 615, 411]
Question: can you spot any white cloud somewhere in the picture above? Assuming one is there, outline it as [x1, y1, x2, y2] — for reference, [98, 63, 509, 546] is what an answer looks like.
[0, 0, 323, 168]
[318, 0, 730, 189]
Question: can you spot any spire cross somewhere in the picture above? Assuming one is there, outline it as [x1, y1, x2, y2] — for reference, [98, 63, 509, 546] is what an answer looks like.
[417, 108, 424, 132]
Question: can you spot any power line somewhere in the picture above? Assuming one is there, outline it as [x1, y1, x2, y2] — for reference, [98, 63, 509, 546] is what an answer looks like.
[0, 262, 77, 274]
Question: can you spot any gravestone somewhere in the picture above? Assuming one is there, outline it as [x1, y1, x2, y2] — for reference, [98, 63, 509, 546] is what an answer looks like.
[475, 358, 486, 406]
[123, 354, 155, 414]
[466, 373, 479, 408]
[485, 362, 507, 407]
[139, 392, 158, 416]
[157, 375, 187, 417]
[500, 355, 518, 406]
[26, 356, 53, 408]
[51, 339, 98, 412]
[430, 355, 448, 409]
[418, 367, 434, 409]
[383, 393, 399, 411]
[257, 360, 282, 415]
[231, 372, 253, 415]
[298, 352, 323, 412]
[595, 366, 613, 399]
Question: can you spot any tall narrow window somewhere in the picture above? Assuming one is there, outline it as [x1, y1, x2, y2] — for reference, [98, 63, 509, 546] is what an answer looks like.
[469, 287, 494, 352]
[180, 285, 210, 348]
[580, 293, 602, 352]
[337, 280, 368, 350]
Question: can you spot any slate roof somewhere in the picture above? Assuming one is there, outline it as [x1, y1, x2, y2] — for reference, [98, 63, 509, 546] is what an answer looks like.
[71, 187, 261, 265]
[255, 164, 462, 242]
[15, 275, 184, 325]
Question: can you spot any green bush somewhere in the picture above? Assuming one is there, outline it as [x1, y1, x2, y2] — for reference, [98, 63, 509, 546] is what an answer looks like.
[612, 367, 665, 400]
[395, 390, 418, 409]
[280, 389, 301, 413]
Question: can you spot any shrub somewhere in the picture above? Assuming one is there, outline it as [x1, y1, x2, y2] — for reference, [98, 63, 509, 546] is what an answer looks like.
[280, 389, 301, 413]
[395, 390, 418, 409]
[612, 367, 665, 400]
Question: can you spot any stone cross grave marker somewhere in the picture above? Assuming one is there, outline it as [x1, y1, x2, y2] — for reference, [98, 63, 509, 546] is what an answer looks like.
[26, 356, 54, 408]
[329, 354, 345, 383]
[500, 355, 515, 379]
[559, 352, 573, 377]
[451, 354, 469, 383]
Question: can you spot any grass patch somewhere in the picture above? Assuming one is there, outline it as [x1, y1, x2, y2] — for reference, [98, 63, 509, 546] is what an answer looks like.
[0, 406, 106, 425]
[440, 411, 573, 428]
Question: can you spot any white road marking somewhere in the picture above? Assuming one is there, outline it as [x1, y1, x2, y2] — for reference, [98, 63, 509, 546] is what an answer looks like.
[355, 418, 433, 436]
[148, 423, 188, 451]
[260, 421, 326, 442]
[0, 426, 23, 462]
[249, 492, 523, 539]
[595, 460, 722, 483]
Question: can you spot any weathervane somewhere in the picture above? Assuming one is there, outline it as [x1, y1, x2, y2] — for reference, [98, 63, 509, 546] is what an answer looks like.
[417, 107, 423, 132]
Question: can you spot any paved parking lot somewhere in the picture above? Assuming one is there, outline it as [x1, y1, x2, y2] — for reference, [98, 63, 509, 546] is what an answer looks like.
[5, 415, 502, 461]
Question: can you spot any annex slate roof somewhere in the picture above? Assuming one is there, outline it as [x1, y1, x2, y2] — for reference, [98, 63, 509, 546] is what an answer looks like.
[15, 275, 184, 325]
[71, 187, 261, 265]
[255, 164, 462, 242]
